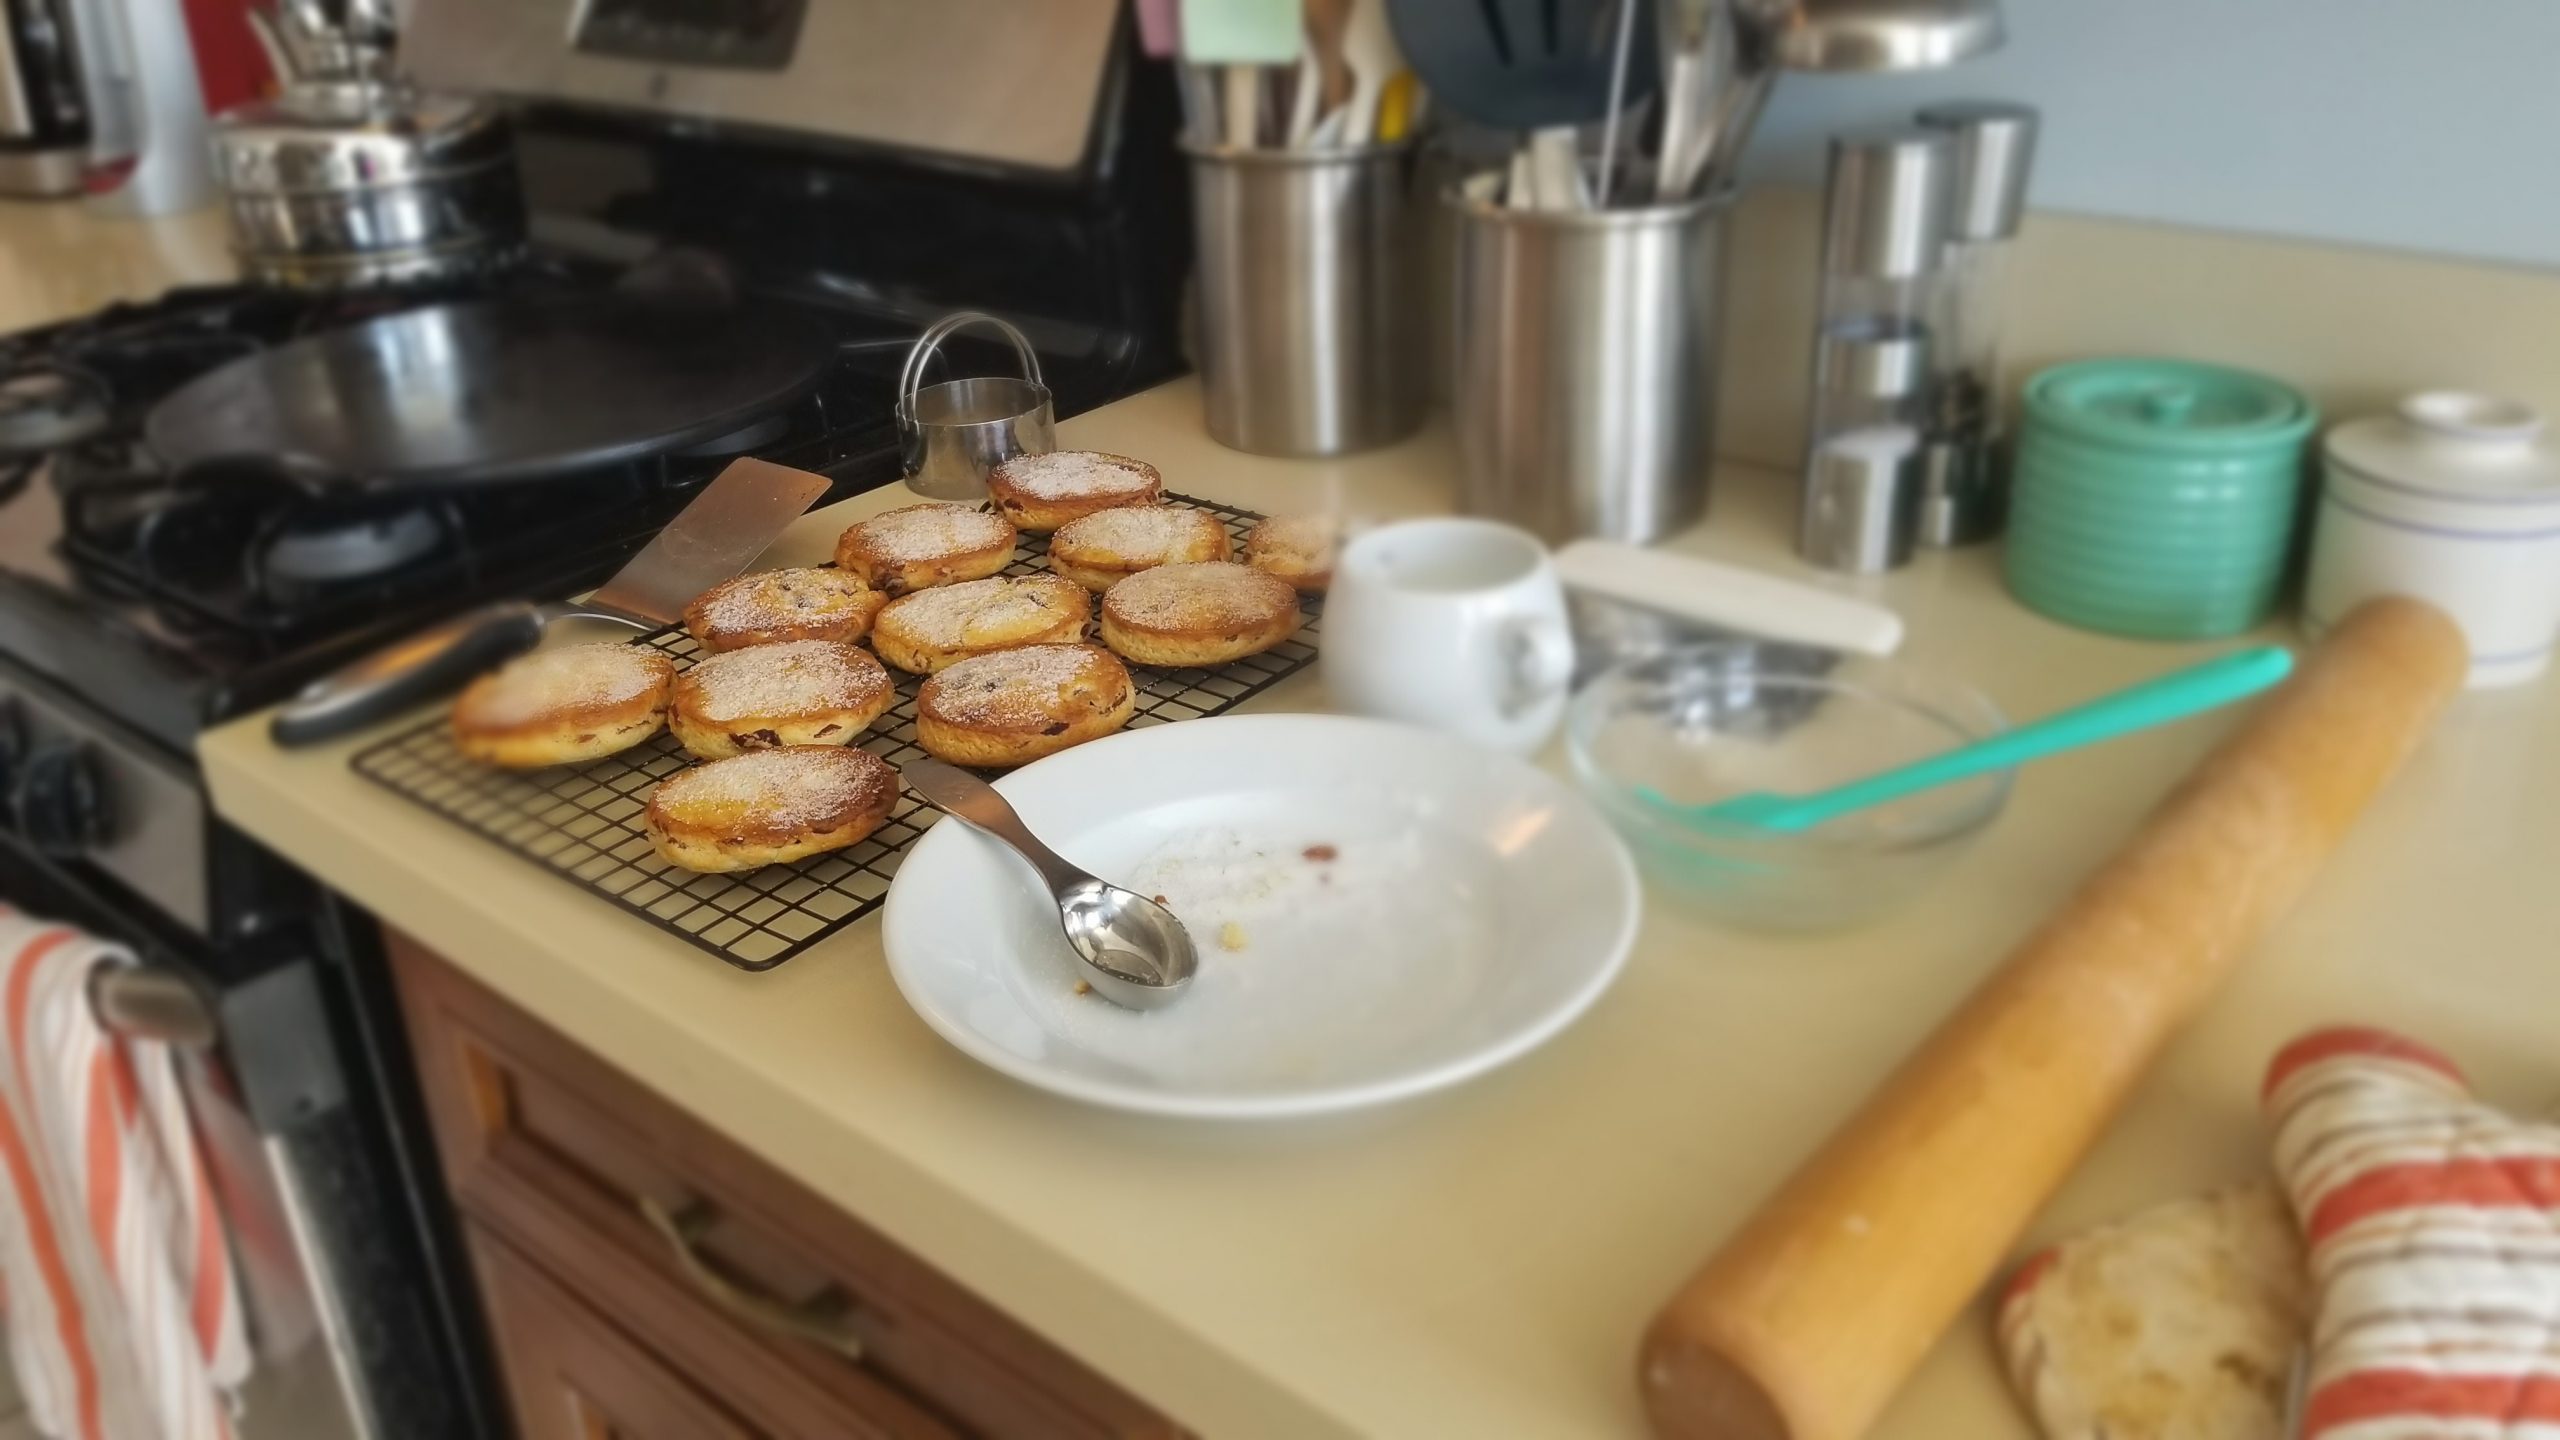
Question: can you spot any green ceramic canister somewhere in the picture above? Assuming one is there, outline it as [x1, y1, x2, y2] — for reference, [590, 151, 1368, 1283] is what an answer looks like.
[2007, 359, 2318, 639]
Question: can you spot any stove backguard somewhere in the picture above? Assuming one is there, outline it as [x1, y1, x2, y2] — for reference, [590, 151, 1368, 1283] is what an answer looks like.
[501, 27, 1191, 409]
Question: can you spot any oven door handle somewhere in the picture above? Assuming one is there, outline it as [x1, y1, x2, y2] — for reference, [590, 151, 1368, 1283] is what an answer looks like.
[88, 962, 220, 1050]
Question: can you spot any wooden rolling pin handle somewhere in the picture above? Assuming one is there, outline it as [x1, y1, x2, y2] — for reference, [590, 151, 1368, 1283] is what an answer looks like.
[1639, 598, 2469, 1440]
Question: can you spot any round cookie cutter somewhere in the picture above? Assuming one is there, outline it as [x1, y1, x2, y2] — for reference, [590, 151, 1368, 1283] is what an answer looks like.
[895, 310, 1058, 501]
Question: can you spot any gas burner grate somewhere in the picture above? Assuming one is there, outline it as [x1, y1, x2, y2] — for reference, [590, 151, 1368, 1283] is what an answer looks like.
[0, 366, 113, 454]
[349, 494, 1321, 971]
[49, 407, 846, 645]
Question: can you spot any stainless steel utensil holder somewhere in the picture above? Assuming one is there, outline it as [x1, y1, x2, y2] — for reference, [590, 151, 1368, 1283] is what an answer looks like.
[1186, 143, 1425, 458]
[1450, 186, 1732, 543]
[896, 311, 1057, 501]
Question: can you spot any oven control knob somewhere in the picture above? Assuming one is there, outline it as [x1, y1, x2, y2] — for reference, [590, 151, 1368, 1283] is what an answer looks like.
[14, 741, 114, 858]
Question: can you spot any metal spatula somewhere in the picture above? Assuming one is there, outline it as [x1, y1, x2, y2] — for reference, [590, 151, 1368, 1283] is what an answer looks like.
[269, 458, 829, 746]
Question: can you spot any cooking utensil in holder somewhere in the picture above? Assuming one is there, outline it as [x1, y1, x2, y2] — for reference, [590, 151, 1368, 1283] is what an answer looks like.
[1186, 142, 1426, 458]
[896, 311, 1057, 500]
[1450, 185, 1732, 543]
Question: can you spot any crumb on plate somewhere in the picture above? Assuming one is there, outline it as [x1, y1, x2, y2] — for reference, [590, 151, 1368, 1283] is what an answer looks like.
[1218, 921, 1247, 952]
[1302, 843, 1338, 862]
[1073, 980, 1092, 996]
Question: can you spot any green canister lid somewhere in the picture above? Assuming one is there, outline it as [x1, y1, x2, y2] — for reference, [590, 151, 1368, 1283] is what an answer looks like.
[2024, 359, 2317, 456]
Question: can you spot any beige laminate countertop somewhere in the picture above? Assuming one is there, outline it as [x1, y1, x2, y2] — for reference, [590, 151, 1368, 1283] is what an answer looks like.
[202, 379, 2560, 1438]
[0, 199, 232, 331]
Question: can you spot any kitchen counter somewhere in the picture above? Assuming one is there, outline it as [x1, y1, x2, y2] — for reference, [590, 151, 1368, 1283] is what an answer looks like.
[202, 379, 2560, 1438]
[0, 199, 232, 333]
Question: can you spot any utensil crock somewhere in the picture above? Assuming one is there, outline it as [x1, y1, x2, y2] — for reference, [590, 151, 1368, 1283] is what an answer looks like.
[1185, 142, 1426, 458]
[1449, 183, 1733, 543]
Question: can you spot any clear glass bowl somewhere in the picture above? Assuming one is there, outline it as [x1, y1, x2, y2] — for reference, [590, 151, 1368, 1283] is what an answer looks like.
[1565, 644, 2012, 932]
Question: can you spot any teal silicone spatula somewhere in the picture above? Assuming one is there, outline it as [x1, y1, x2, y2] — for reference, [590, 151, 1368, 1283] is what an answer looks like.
[1653, 646, 2297, 835]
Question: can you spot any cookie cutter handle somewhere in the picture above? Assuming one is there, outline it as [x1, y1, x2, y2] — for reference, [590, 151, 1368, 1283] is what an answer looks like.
[896, 311, 1046, 414]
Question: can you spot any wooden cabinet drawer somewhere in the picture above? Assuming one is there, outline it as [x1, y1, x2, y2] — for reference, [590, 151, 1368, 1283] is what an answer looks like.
[389, 932, 1179, 1440]
[469, 1223, 761, 1440]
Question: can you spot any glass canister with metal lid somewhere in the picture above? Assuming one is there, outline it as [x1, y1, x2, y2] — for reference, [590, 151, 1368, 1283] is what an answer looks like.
[1800, 318, 1931, 572]
[1798, 125, 1956, 573]
[1914, 100, 2039, 547]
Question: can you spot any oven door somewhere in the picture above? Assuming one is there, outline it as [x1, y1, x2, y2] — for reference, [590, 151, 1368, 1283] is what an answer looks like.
[104, 977, 368, 1440]
[0, 839, 493, 1440]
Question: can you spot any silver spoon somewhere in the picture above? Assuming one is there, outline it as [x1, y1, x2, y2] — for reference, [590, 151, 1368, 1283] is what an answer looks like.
[901, 759, 1197, 1011]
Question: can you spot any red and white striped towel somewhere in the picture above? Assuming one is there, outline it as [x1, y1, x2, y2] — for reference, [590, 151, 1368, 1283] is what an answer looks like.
[0, 905, 248, 1440]
[2264, 1025, 2560, 1440]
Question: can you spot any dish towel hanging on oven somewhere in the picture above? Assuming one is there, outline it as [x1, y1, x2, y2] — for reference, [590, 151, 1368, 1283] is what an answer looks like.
[0, 905, 249, 1440]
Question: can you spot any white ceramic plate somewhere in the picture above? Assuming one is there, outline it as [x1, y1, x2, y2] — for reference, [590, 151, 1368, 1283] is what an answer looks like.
[881, 715, 1641, 1119]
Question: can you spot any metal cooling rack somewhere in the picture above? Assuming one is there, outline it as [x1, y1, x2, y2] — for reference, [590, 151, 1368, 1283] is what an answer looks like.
[349, 493, 1321, 971]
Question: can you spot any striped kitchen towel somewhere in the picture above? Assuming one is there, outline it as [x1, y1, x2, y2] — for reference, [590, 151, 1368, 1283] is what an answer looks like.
[0, 904, 248, 1440]
[2264, 1025, 2560, 1440]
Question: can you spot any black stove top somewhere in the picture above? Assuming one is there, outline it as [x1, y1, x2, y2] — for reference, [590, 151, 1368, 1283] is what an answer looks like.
[0, 41, 1189, 764]
[0, 271, 1134, 756]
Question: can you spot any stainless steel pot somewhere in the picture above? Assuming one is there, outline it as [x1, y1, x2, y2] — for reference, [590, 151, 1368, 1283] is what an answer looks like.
[211, 81, 523, 289]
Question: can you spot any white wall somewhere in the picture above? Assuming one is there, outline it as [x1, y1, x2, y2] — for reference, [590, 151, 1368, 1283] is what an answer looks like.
[1738, 0, 2560, 271]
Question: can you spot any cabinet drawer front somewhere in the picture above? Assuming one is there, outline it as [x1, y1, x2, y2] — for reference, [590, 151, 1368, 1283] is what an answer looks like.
[470, 1225, 762, 1440]
[391, 932, 1180, 1440]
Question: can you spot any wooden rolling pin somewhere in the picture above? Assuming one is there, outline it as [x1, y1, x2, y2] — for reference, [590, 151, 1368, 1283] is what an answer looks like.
[1640, 597, 2468, 1440]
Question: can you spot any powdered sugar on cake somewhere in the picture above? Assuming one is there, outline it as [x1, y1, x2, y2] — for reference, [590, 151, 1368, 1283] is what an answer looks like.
[882, 576, 1082, 647]
[1103, 562, 1294, 630]
[653, 748, 891, 830]
[847, 504, 1011, 563]
[925, 645, 1121, 727]
[1246, 515, 1337, 564]
[680, 640, 885, 721]
[994, 451, 1158, 501]
[467, 643, 667, 725]
[1055, 505, 1223, 561]
[696, 568, 871, 631]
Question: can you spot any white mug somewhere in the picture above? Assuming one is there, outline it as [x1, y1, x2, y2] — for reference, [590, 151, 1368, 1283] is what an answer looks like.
[1321, 518, 1575, 754]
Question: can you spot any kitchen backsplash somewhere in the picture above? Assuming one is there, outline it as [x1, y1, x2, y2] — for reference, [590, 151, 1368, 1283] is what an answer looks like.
[1711, 184, 2560, 473]
[1735, 0, 2560, 272]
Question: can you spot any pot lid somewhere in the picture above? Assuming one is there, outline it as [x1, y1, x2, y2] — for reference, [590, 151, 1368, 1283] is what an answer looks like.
[2325, 392, 2560, 504]
[213, 83, 509, 190]
[2023, 359, 2317, 456]
[218, 81, 498, 140]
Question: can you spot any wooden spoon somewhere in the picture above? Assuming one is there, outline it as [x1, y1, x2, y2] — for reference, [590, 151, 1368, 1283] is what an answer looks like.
[1305, 0, 1361, 130]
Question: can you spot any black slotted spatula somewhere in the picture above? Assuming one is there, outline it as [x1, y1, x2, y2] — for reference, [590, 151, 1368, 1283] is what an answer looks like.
[1387, 0, 1660, 130]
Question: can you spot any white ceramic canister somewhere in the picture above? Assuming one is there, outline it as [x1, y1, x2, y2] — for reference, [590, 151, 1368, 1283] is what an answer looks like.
[2306, 392, 2560, 687]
